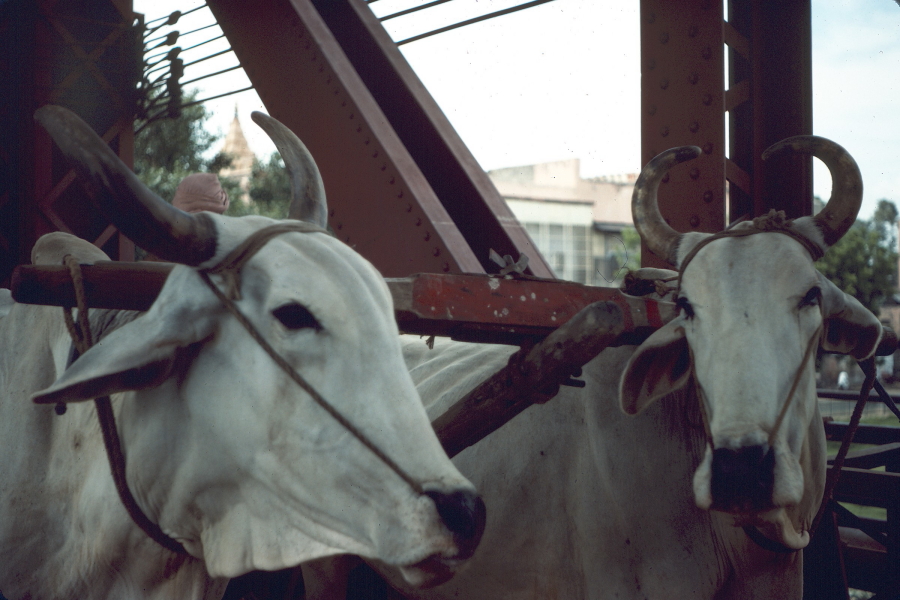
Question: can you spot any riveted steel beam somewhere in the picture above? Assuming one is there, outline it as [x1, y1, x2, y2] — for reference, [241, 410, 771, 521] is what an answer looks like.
[640, 0, 725, 268]
[207, 0, 485, 278]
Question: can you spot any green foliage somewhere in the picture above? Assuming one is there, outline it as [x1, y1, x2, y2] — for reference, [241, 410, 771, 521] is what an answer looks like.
[816, 199, 899, 313]
[134, 89, 226, 202]
[613, 226, 642, 274]
[226, 154, 292, 218]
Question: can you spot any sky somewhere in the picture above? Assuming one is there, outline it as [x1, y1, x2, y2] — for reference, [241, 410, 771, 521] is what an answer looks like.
[134, 0, 900, 219]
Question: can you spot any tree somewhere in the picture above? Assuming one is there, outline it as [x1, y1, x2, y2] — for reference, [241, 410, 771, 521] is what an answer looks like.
[816, 199, 899, 314]
[134, 89, 240, 202]
[226, 153, 293, 218]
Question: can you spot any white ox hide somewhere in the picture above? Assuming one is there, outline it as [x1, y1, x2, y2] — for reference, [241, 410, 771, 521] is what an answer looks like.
[387, 140, 883, 599]
[0, 107, 482, 600]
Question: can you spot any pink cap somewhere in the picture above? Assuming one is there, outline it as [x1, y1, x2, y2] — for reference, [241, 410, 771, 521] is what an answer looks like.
[172, 173, 230, 214]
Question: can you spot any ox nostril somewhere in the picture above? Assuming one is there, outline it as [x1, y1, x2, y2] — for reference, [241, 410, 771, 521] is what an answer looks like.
[425, 490, 486, 558]
[710, 445, 775, 512]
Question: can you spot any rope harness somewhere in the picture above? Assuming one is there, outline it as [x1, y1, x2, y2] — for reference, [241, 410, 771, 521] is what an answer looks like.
[60, 223, 424, 555]
[672, 211, 876, 553]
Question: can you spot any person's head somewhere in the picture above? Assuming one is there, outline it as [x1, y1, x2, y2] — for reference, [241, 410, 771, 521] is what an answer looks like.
[172, 173, 229, 214]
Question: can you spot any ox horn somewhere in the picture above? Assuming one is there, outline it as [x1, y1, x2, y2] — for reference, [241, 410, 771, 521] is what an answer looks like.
[631, 146, 702, 267]
[250, 111, 327, 228]
[762, 135, 862, 248]
[34, 105, 218, 266]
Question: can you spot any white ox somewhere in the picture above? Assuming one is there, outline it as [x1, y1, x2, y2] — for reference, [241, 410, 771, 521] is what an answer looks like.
[389, 139, 883, 599]
[0, 106, 483, 600]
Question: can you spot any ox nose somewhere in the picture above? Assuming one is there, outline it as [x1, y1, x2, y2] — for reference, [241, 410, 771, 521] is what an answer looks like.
[425, 490, 486, 559]
[710, 445, 775, 513]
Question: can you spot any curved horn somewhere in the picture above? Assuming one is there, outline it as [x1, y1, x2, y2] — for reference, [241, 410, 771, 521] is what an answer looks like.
[34, 106, 217, 266]
[762, 135, 862, 247]
[632, 146, 701, 266]
[250, 112, 327, 228]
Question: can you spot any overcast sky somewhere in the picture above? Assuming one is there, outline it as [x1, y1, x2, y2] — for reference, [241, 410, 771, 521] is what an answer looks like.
[135, 0, 900, 219]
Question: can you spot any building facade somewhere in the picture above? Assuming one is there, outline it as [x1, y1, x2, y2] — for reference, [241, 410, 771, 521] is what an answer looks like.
[488, 158, 637, 286]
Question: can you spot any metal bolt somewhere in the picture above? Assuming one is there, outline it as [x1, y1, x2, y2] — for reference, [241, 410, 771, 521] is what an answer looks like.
[702, 93, 713, 106]
[645, 12, 656, 23]
[659, 31, 669, 44]
[328, 209, 335, 217]
[690, 215, 701, 228]
[336, 222, 343, 230]
[646, 59, 656, 71]
[689, 72, 699, 85]
[688, 25, 699, 38]
[415, 217, 422, 226]
[661, 173, 670, 184]
[397, 190, 404, 199]
[406, 204, 412, 212]
[442, 262, 450, 273]
[432, 247, 441, 257]
[647, 104, 658, 116]
[703, 190, 714, 203]
[702, 142, 714, 154]
[389, 176, 396, 184]
[380, 163, 387, 171]
[660, 78, 669, 90]
[424, 231, 431, 242]
[689, 121, 700, 133]
[701, 46, 712, 60]
[660, 126, 670, 137]
[689, 168, 700, 180]
[372, 150, 379, 158]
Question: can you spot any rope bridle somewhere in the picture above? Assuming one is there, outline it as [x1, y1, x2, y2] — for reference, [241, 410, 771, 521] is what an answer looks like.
[59, 223, 424, 555]
[673, 211, 875, 553]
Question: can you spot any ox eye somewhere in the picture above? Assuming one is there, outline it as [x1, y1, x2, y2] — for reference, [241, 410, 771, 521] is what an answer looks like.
[676, 296, 695, 319]
[273, 303, 322, 332]
[799, 286, 822, 309]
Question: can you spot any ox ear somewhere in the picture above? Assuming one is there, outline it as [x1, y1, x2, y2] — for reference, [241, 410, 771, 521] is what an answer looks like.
[818, 273, 883, 360]
[33, 268, 220, 405]
[619, 318, 692, 415]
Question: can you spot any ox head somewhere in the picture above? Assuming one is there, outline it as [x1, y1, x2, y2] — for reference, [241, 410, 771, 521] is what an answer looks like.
[29, 106, 484, 586]
[619, 138, 882, 550]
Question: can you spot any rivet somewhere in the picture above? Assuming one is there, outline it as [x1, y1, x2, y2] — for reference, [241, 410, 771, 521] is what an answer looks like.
[380, 163, 387, 171]
[328, 209, 335, 217]
[363, 138, 370, 145]
[690, 215, 701, 227]
[405, 204, 412, 212]
[647, 104, 658, 116]
[689, 121, 700, 133]
[389, 176, 396, 184]
[662, 173, 670, 184]
[645, 12, 656, 24]
[326, 76, 331, 84]
[646, 59, 656, 71]
[702, 142, 714, 154]
[318, 65, 324, 73]
[689, 72, 699, 85]
[659, 31, 669, 44]
[336, 222, 343, 230]
[432, 247, 441, 257]
[702, 93, 713, 106]
[415, 217, 422, 226]
[372, 150, 379, 158]
[356, 126, 362, 133]
[660, 126, 670, 137]
[333, 88, 339, 95]
[349, 113, 355, 120]
[688, 25, 699, 38]
[701, 46, 712, 60]
[703, 190, 714, 203]
[424, 231, 431, 241]
[689, 168, 700, 180]
[397, 190, 404, 199]
[342, 101, 347, 107]
[660, 78, 669, 90]
[442, 262, 450, 273]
